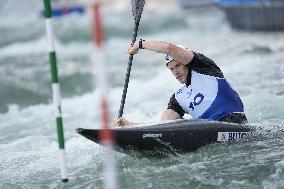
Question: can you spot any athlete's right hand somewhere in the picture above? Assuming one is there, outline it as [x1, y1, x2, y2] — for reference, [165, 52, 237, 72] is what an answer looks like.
[112, 117, 131, 127]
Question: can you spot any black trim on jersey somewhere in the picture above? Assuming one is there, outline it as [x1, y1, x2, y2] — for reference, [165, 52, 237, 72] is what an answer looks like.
[186, 52, 224, 86]
[167, 94, 185, 118]
[167, 52, 224, 117]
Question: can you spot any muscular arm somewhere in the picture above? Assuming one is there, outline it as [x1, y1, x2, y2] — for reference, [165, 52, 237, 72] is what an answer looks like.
[161, 109, 181, 121]
[128, 40, 194, 65]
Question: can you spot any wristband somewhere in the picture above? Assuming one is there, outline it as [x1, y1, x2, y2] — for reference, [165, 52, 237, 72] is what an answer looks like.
[139, 39, 145, 49]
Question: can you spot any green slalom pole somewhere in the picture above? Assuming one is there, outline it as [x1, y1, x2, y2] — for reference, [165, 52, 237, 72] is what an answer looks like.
[43, 0, 68, 182]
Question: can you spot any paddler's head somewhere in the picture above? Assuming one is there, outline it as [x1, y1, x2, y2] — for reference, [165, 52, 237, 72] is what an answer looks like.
[164, 45, 189, 84]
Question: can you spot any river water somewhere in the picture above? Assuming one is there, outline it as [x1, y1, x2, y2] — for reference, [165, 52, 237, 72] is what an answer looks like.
[0, 0, 284, 188]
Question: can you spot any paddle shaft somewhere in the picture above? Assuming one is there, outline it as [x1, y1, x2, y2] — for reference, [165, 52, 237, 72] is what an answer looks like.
[118, 17, 141, 118]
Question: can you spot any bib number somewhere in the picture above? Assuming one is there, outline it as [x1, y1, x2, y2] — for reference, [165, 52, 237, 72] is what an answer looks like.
[189, 93, 204, 111]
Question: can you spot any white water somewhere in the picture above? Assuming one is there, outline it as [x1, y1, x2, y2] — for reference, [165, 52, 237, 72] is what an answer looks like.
[0, 0, 284, 188]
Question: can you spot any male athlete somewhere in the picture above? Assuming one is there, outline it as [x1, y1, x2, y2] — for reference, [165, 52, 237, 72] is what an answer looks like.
[113, 40, 247, 126]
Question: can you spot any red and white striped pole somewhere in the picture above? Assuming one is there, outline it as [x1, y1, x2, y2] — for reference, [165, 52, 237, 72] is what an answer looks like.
[91, 1, 118, 189]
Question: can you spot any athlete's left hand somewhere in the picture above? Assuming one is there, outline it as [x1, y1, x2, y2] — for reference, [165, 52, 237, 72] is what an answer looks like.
[112, 117, 132, 127]
[127, 43, 139, 55]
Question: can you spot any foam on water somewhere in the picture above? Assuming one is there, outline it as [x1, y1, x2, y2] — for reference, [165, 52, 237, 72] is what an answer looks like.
[262, 160, 284, 189]
[1, 61, 283, 188]
[0, 0, 284, 188]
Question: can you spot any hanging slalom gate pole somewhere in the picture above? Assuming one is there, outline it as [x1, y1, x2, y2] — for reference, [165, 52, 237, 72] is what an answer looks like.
[43, 0, 68, 182]
[91, 0, 118, 188]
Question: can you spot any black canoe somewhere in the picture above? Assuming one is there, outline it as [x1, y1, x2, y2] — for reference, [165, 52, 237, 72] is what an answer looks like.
[76, 119, 253, 156]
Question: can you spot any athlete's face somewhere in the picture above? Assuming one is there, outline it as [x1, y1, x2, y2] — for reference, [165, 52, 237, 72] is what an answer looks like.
[167, 60, 188, 84]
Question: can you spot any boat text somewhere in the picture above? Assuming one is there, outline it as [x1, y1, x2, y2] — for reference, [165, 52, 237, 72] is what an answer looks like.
[142, 133, 162, 139]
[217, 132, 248, 142]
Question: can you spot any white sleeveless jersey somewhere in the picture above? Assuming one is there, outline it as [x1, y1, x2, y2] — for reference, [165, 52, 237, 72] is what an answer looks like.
[175, 71, 244, 120]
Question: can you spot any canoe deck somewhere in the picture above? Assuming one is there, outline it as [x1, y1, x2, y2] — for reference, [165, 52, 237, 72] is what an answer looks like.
[76, 119, 253, 156]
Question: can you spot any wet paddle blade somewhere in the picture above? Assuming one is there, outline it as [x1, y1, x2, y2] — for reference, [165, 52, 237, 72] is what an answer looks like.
[131, 0, 145, 22]
[118, 0, 145, 118]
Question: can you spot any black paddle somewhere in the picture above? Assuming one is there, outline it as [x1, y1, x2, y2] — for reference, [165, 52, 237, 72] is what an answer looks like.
[118, 0, 145, 118]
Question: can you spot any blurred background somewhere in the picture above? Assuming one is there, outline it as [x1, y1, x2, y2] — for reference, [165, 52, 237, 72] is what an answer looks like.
[0, 0, 284, 188]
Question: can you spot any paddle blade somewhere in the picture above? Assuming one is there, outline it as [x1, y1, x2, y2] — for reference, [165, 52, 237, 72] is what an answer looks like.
[131, 0, 145, 22]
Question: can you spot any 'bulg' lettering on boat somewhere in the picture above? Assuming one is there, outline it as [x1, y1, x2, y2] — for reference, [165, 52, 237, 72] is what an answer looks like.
[217, 132, 248, 142]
